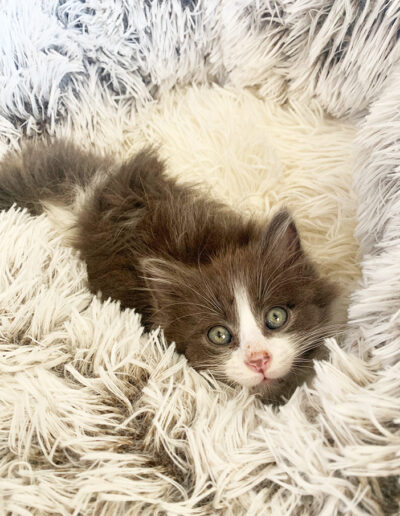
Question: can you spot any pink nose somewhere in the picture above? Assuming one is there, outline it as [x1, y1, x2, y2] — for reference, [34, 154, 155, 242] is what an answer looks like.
[245, 351, 271, 374]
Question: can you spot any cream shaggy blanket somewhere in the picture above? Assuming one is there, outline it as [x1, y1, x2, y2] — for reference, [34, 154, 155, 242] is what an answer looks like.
[1, 1, 400, 515]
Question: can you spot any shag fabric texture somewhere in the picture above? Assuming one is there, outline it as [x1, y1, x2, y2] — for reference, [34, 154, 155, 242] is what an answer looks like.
[0, 1, 399, 515]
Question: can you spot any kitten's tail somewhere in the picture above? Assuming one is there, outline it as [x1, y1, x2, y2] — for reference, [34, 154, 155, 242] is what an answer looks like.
[0, 140, 111, 215]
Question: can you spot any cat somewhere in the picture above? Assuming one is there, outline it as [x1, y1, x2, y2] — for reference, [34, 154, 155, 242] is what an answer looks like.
[0, 140, 339, 402]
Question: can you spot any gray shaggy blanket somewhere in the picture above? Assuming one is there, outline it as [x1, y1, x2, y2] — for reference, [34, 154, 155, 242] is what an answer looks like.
[0, 1, 400, 515]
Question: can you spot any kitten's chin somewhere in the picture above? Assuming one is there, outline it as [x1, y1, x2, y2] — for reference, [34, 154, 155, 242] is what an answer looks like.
[250, 364, 318, 404]
[251, 381, 291, 405]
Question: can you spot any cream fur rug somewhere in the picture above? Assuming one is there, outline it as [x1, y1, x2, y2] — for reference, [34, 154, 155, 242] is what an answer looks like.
[1, 1, 400, 515]
[2, 86, 390, 515]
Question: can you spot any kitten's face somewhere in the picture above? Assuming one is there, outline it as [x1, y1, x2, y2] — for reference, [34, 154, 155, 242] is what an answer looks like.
[143, 211, 338, 402]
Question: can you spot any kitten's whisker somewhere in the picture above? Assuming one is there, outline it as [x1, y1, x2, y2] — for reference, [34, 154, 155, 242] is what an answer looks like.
[149, 300, 222, 320]
[292, 363, 315, 373]
[177, 280, 224, 317]
[295, 332, 344, 350]
[168, 311, 216, 324]
[193, 362, 229, 381]
[201, 275, 226, 314]
[148, 300, 220, 322]
[292, 356, 314, 364]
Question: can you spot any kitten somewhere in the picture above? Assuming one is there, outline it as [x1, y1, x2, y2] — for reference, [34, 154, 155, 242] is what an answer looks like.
[0, 140, 338, 402]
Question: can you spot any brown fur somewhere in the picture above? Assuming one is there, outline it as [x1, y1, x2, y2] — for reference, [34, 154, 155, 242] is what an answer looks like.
[0, 140, 338, 402]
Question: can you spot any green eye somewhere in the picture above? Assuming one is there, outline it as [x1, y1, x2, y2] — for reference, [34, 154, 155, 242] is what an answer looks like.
[207, 326, 232, 345]
[266, 307, 288, 330]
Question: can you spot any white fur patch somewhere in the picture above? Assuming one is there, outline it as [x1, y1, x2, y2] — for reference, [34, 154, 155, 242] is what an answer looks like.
[41, 169, 108, 246]
[235, 286, 266, 352]
[225, 286, 297, 386]
[42, 201, 79, 245]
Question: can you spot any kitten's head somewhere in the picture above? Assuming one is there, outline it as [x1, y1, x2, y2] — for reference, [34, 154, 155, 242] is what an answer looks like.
[142, 210, 339, 402]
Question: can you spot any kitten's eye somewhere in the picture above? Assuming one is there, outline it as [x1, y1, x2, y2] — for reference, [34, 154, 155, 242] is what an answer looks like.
[266, 307, 288, 329]
[207, 326, 232, 345]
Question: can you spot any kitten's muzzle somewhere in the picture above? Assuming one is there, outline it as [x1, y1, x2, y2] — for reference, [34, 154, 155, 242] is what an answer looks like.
[245, 351, 271, 375]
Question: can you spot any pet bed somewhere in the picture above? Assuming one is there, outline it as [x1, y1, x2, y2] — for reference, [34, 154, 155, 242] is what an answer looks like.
[0, 1, 399, 514]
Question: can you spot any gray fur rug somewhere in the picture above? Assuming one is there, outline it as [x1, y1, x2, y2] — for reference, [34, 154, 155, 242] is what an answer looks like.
[0, 1, 400, 515]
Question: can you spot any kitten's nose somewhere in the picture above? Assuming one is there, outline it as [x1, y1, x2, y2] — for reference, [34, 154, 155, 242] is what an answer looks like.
[245, 351, 271, 374]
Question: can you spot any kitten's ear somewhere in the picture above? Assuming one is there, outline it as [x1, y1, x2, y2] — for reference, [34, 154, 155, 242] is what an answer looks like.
[141, 258, 183, 285]
[140, 258, 191, 300]
[139, 258, 193, 331]
[260, 209, 302, 259]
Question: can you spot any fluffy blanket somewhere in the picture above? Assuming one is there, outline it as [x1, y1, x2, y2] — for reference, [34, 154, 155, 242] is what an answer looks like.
[1, 1, 399, 515]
